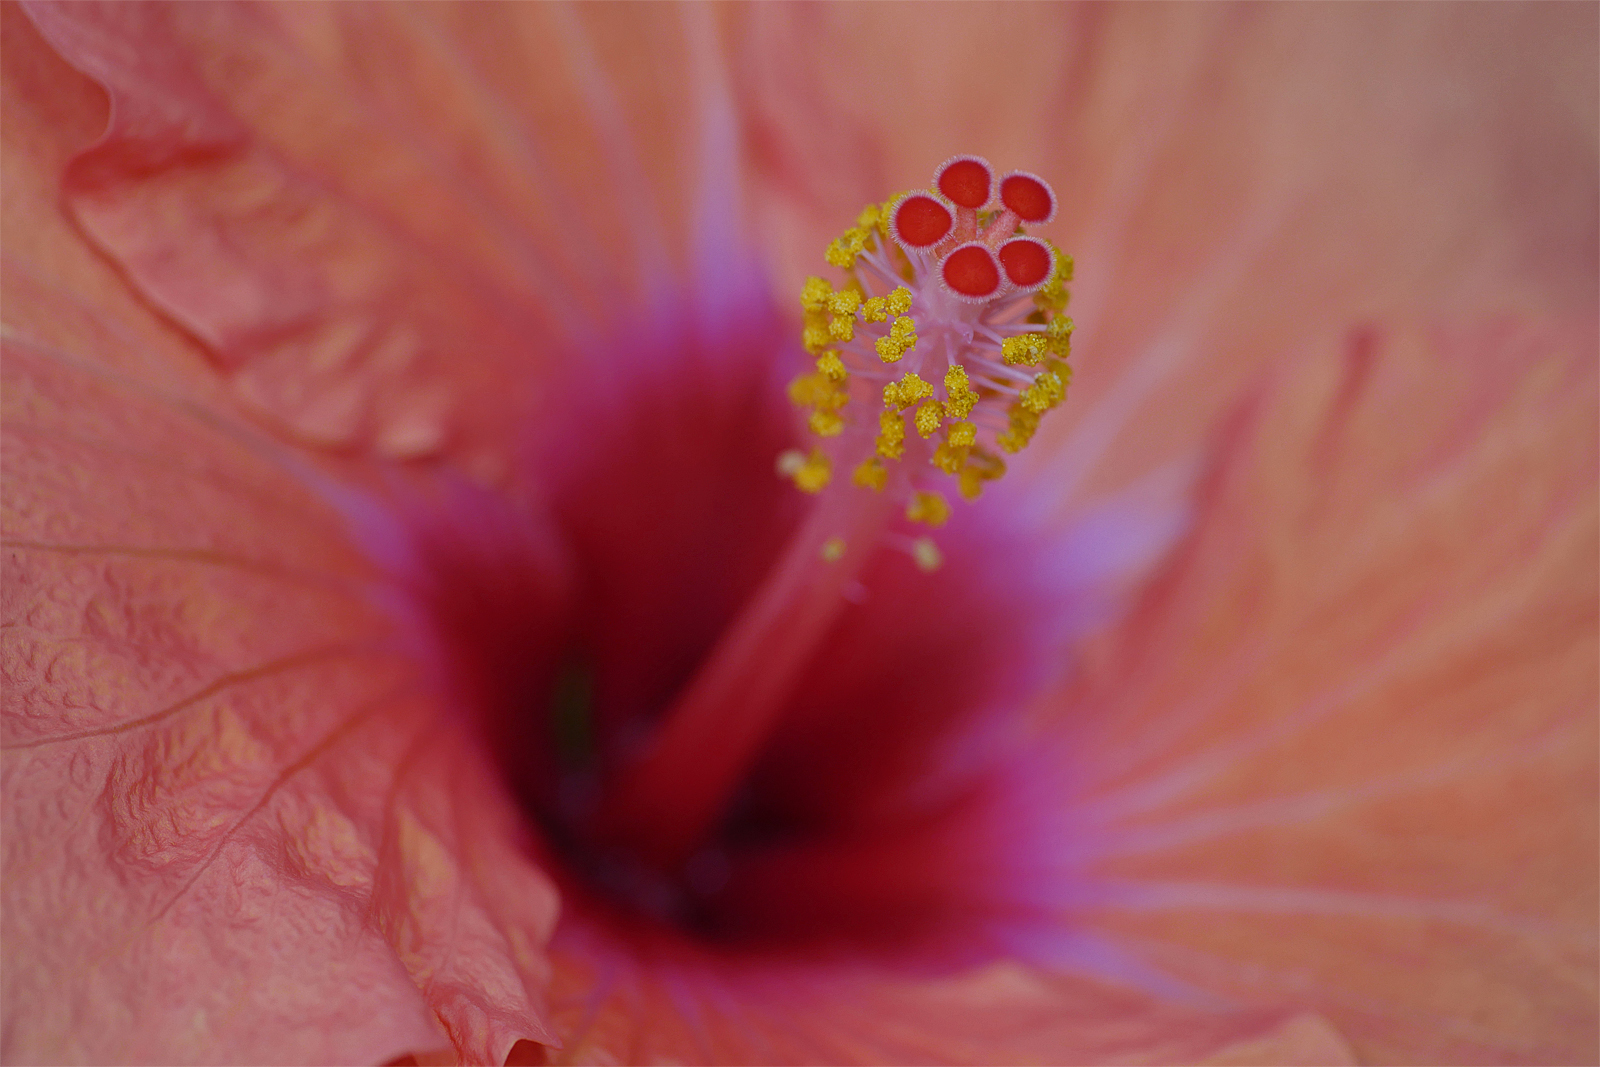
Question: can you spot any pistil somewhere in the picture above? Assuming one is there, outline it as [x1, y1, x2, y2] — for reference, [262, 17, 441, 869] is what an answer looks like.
[596, 487, 894, 868]
[594, 155, 1074, 872]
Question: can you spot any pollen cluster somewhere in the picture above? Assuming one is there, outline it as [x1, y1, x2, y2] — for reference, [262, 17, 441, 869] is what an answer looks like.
[784, 155, 1074, 550]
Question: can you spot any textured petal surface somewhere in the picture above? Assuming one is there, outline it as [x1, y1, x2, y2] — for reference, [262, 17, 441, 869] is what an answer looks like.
[1, 343, 444, 1065]
[1058, 320, 1598, 1064]
[22, 1, 655, 470]
[2, 7, 562, 1063]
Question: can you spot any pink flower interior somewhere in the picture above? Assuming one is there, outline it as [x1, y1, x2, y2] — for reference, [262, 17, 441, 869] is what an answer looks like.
[384, 297, 1094, 968]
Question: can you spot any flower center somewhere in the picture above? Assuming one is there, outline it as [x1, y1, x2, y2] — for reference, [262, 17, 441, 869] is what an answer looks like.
[593, 156, 1074, 883]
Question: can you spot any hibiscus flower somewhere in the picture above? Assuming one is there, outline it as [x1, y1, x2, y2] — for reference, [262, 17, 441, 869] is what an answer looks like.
[3, 3, 1595, 1065]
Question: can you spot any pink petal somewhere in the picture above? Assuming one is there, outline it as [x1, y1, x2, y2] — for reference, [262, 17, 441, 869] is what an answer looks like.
[2, 342, 414, 1062]
[2, 13, 564, 1059]
[544, 913, 1359, 1065]
[20, 0, 672, 468]
[1057, 319, 1598, 1064]
[1, 330, 567, 1065]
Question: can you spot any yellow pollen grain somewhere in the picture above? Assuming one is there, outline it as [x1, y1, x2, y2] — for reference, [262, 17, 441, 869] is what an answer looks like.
[876, 409, 905, 460]
[958, 467, 984, 500]
[943, 366, 978, 419]
[802, 321, 832, 355]
[884, 372, 932, 411]
[914, 398, 944, 438]
[997, 406, 1041, 454]
[1046, 315, 1074, 358]
[852, 457, 887, 491]
[1033, 247, 1072, 314]
[862, 296, 889, 323]
[825, 225, 872, 270]
[885, 287, 914, 316]
[1047, 358, 1074, 389]
[787, 373, 825, 407]
[957, 448, 1005, 500]
[875, 316, 917, 363]
[932, 440, 968, 474]
[827, 291, 862, 341]
[911, 537, 943, 573]
[816, 351, 848, 382]
[792, 448, 832, 493]
[826, 290, 861, 317]
[1020, 370, 1065, 414]
[1002, 333, 1047, 367]
[906, 490, 951, 527]
[947, 421, 976, 448]
[821, 536, 847, 562]
[809, 409, 844, 437]
[800, 276, 834, 313]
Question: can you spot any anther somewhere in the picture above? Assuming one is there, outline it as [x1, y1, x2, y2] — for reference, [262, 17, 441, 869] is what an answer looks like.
[906, 490, 951, 527]
[792, 448, 832, 493]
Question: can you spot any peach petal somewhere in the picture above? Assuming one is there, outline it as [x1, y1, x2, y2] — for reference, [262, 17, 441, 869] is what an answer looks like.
[21, 1, 633, 469]
[1060, 319, 1598, 1063]
[543, 928, 1359, 1066]
[1, 316, 560, 1064]
[2, 343, 421, 1062]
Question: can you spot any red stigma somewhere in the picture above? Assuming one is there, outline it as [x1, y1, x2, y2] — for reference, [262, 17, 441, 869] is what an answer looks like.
[998, 237, 1053, 289]
[936, 156, 993, 209]
[999, 172, 1056, 224]
[941, 243, 1002, 298]
[893, 194, 954, 249]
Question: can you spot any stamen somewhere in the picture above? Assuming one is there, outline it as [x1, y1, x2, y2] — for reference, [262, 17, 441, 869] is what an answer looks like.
[780, 154, 1073, 548]
[906, 490, 951, 527]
